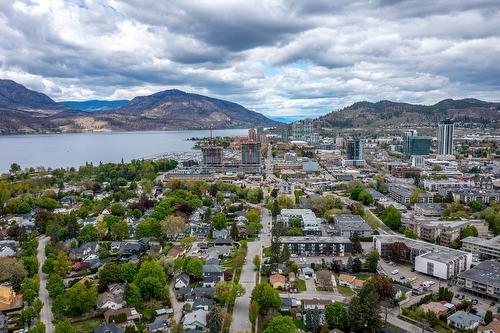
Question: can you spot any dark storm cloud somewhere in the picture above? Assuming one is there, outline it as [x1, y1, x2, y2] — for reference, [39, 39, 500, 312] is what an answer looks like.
[0, 0, 499, 116]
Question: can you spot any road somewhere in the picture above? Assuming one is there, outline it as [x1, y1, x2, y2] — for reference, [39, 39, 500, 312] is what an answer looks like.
[230, 206, 272, 333]
[37, 236, 54, 333]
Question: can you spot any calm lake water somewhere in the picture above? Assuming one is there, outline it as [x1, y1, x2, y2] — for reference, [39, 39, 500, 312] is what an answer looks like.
[0, 129, 248, 173]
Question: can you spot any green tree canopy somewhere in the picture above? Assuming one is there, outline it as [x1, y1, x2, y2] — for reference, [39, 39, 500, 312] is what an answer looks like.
[263, 316, 297, 333]
[251, 282, 281, 314]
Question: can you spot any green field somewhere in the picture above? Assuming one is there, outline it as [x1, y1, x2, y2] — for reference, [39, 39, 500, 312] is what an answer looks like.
[337, 285, 354, 296]
[296, 279, 307, 292]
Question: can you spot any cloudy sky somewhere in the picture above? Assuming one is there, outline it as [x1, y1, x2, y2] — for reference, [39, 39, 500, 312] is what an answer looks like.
[1, 0, 500, 117]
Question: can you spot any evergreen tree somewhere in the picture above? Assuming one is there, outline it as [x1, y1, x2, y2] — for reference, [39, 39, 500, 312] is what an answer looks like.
[207, 306, 223, 333]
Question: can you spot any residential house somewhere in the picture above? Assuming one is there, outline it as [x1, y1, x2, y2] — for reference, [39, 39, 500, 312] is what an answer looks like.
[167, 245, 186, 258]
[393, 284, 412, 300]
[479, 319, 500, 333]
[104, 308, 140, 323]
[202, 276, 219, 288]
[338, 274, 356, 288]
[108, 284, 126, 297]
[183, 309, 208, 331]
[175, 274, 191, 289]
[269, 274, 286, 289]
[193, 287, 215, 299]
[0, 285, 22, 311]
[93, 323, 124, 333]
[203, 264, 224, 281]
[147, 314, 169, 332]
[97, 292, 125, 311]
[315, 270, 333, 290]
[447, 311, 482, 330]
[420, 302, 449, 317]
[280, 297, 300, 312]
[213, 228, 229, 240]
[69, 242, 100, 261]
[192, 297, 214, 311]
[303, 298, 332, 311]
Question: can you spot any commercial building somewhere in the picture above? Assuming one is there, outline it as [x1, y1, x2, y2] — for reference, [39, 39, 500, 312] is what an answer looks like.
[437, 119, 454, 155]
[332, 214, 373, 238]
[461, 236, 500, 260]
[241, 142, 261, 165]
[343, 138, 364, 167]
[280, 236, 352, 256]
[404, 131, 431, 158]
[456, 260, 500, 300]
[373, 235, 472, 279]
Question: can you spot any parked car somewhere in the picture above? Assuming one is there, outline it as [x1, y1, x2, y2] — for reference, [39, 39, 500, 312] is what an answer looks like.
[391, 270, 399, 275]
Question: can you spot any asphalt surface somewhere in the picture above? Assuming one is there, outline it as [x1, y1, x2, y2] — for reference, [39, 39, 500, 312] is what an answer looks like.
[230, 206, 272, 333]
[37, 236, 54, 333]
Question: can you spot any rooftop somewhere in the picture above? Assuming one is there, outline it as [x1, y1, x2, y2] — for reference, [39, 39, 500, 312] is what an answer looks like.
[457, 260, 500, 288]
[461, 235, 500, 249]
[280, 236, 351, 244]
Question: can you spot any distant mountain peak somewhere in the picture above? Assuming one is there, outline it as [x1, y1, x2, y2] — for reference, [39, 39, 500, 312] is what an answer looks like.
[0, 79, 62, 111]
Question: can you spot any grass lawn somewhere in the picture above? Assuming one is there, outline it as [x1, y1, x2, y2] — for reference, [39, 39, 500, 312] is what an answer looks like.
[263, 246, 271, 257]
[296, 279, 307, 292]
[72, 317, 102, 333]
[293, 319, 305, 330]
[354, 273, 371, 280]
[337, 285, 354, 296]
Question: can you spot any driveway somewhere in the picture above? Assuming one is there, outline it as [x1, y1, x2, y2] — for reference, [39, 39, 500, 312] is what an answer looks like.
[168, 279, 184, 323]
[38, 236, 54, 333]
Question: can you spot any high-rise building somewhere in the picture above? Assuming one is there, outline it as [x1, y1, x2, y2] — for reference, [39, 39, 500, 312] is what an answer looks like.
[404, 134, 431, 158]
[292, 119, 313, 141]
[346, 138, 363, 161]
[281, 127, 290, 141]
[241, 142, 261, 164]
[437, 119, 454, 155]
[201, 146, 223, 165]
[248, 128, 257, 142]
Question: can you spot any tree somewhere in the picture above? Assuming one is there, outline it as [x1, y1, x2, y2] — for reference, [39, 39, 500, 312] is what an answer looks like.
[134, 260, 166, 300]
[379, 205, 402, 230]
[29, 321, 45, 333]
[409, 188, 423, 205]
[10, 163, 21, 174]
[352, 257, 362, 273]
[111, 203, 126, 216]
[214, 281, 244, 305]
[79, 224, 98, 243]
[263, 316, 297, 333]
[433, 193, 443, 203]
[55, 320, 76, 333]
[246, 209, 261, 224]
[281, 245, 290, 262]
[47, 274, 65, 298]
[271, 199, 280, 217]
[444, 191, 454, 203]
[278, 195, 294, 209]
[251, 283, 281, 314]
[230, 222, 239, 240]
[52, 251, 70, 277]
[212, 212, 227, 230]
[325, 302, 347, 330]
[485, 310, 493, 325]
[207, 306, 224, 333]
[253, 255, 261, 271]
[462, 225, 478, 238]
[65, 282, 98, 315]
[249, 300, 259, 331]
[111, 220, 129, 240]
[365, 251, 380, 273]
[366, 274, 395, 301]
[358, 190, 374, 206]
[469, 200, 483, 212]
[161, 215, 186, 239]
[216, 191, 224, 203]
[404, 228, 417, 239]
[22, 256, 39, 276]
[125, 283, 142, 306]
[0, 257, 28, 289]
[121, 262, 137, 282]
[350, 185, 364, 201]
[185, 258, 204, 278]
[346, 256, 353, 273]
[98, 262, 123, 291]
[96, 219, 109, 239]
[348, 283, 381, 332]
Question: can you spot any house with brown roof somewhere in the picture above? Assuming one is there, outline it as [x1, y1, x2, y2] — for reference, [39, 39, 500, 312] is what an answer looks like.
[420, 302, 449, 316]
[303, 298, 332, 310]
[0, 285, 22, 311]
[269, 274, 286, 289]
[104, 307, 141, 323]
[338, 274, 356, 288]
[315, 270, 333, 289]
[167, 245, 186, 258]
[479, 319, 500, 333]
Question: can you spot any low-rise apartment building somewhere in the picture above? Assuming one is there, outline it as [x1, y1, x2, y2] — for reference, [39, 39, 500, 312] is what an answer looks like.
[456, 260, 500, 300]
[332, 214, 373, 238]
[280, 236, 352, 256]
[461, 236, 500, 260]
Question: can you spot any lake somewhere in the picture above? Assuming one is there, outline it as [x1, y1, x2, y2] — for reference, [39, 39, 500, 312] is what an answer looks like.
[0, 129, 248, 173]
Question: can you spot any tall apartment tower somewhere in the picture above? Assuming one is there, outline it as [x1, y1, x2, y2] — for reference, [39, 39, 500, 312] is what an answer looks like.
[437, 119, 454, 155]
[241, 142, 261, 164]
[346, 138, 363, 161]
[248, 128, 257, 142]
[292, 119, 313, 141]
[202, 146, 223, 165]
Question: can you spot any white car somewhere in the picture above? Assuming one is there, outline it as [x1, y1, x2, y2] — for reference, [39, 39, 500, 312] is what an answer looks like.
[391, 269, 399, 275]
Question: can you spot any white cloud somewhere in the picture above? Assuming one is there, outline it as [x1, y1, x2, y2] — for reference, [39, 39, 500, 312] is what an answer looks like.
[0, 0, 499, 117]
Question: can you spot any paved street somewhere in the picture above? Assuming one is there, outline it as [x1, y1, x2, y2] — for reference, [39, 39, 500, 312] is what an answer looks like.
[230, 206, 272, 333]
[169, 279, 184, 323]
[37, 236, 54, 333]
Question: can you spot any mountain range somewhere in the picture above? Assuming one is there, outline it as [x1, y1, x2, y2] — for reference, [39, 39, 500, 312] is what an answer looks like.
[0, 79, 278, 134]
[317, 99, 500, 129]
